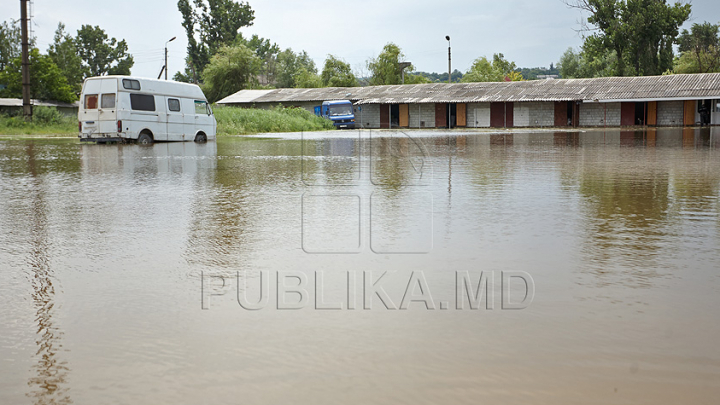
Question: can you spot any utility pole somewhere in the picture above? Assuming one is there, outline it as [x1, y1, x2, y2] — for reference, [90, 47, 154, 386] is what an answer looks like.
[20, 0, 32, 120]
[446, 35, 451, 129]
[164, 36, 176, 80]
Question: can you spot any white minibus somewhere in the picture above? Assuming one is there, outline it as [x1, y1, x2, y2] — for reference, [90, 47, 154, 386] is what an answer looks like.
[78, 76, 216, 144]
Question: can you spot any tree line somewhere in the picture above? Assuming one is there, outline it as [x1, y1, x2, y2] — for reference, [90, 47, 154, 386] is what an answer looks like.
[0, 21, 133, 103]
[1, 0, 718, 103]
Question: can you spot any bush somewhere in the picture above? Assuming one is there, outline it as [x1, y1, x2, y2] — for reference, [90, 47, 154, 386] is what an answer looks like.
[0, 106, 77, 135]
[213, 104, 334, 135]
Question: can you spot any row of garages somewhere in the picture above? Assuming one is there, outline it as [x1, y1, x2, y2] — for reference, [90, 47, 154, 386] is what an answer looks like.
[217, 73, 720, 128]
[272, 99, 718, 128]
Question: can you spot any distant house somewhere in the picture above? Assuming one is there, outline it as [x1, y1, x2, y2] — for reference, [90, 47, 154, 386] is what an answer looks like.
[218, 73, 720, 128]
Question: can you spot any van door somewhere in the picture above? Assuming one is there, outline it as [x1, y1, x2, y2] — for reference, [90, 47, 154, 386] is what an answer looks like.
[80, 80, 101, 135]
[182, 99, 196, 138]
[97, 79, 117, 134]
[193, 100, 212, 139]
[166, 97, 184, 141]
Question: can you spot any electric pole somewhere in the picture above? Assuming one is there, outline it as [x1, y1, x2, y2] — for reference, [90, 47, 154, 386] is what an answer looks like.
[20, 0, 32, 120]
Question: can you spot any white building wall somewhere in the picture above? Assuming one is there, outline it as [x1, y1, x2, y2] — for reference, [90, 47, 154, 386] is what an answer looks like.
[355, 104, 380, 128]
[657, 101, 684, 126]
[527, 102, 555, 127]
[467, 103, 491, 127]
[513, 102, 554, 127]
[514, 103, 531, 127]
[580, 103, 621, 127]
[408, 104, 436, 128]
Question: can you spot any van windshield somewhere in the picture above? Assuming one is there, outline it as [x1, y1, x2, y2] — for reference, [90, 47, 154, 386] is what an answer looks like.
[328, 104, 352, 116]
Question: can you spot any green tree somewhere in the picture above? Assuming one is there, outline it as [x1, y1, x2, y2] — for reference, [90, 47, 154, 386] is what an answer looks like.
[461, 53, 523, 82]
[0, 48, 76, 103]
[321, 55, 357, 87]
[276, 49, 317, 88]
[565, 0, 691, 76]
[403, 73, 432, 84]
[367, 43, 413, 85]
[177, 0, 255, 81]
[201, 44, 261, 102]
[295, 67, 322, 88]
[673, 22, 720, 73]
[75, 25, 133, 78]
[47, 23, 84, 93]
[243, 34, 280, 85]
[0, 20, 22, 71]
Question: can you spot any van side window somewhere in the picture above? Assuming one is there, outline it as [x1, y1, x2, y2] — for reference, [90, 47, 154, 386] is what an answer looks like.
[194, 100, 208, 115]
[168, 98, 181, 112]
[101, 94, 115, 109]
[84, 94, 98, 109]
[130, 94, 156, 111]
[122, 79, 141, 90]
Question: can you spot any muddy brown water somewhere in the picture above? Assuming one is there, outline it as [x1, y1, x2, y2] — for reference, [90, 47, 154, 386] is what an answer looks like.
[1, 128, 719, 404]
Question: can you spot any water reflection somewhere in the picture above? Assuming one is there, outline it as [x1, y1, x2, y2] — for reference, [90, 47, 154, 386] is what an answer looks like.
[1, 129, 720, 404]
[24, 143, 72, 405]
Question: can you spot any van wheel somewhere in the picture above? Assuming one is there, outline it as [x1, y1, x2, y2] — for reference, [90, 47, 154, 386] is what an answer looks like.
[194, 133, 207, 143]
[137, 133, 153, 145]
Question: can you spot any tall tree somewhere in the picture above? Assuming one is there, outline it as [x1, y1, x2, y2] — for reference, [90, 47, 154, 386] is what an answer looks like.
[321, 55, 357, 87]
[75, 25, 133, 78]
[177, 0, 255, 81]
[201, 44, 261, 102]
[461, 53, 523, 82]
[367, 43, 412, 85]
[564, 0, 691, 76]
[558, 46, 617, 78]
[276, 49, 317, 88]
[295, 67, 322, 88]
[47, 23, 84, 93]
[0, 20, 23, 71]
[0, 48, 76, 103]
[242, 34, 280, 86]
[674, 22, 720, 73]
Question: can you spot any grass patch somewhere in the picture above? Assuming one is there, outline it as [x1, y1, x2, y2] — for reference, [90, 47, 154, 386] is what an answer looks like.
[1, 105, 335, 137]
[0, 106, 77, 136]
[214, 105, 334, 135]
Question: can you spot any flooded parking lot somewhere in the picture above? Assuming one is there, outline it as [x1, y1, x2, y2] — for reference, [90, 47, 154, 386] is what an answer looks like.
[1, 128, 720, 404]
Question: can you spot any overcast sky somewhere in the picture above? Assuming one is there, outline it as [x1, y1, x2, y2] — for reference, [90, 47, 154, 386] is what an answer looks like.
[7, 0, 720, 79]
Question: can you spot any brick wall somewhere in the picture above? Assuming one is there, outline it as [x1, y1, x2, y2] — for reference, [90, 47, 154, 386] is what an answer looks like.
[513, 102, 554, 127]
[355, 104, 380, 128]
[406, 104, 435, 128]
[657, 101, 684, 126]
[579, 103, 621, 126]
[467, 103, 491, 127]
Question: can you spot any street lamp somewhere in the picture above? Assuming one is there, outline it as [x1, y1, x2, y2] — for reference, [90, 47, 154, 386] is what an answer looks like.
[446, 35, 451, 129]
[165, 36, 176, 80]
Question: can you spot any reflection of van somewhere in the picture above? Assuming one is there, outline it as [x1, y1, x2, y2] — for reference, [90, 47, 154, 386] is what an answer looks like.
[78, 76, 216, 144]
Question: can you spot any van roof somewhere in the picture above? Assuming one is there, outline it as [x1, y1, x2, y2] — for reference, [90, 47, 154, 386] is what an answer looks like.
[83, 76, 207, 100]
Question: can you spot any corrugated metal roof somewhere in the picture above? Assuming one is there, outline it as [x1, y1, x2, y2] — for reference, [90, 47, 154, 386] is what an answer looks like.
[216, 73, 720, 105]
[216, 89, 274, 103]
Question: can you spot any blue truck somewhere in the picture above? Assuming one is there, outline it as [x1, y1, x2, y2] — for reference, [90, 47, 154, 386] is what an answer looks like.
[315, 100, 356, 129]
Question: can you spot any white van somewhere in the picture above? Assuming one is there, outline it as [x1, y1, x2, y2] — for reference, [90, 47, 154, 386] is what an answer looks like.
[78, 76, 216, 144]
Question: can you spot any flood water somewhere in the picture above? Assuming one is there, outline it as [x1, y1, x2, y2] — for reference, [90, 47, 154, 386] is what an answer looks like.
[1, 128, 720, 404]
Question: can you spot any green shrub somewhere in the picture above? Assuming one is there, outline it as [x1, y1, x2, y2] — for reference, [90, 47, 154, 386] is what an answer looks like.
[213, 105, 334, 135]
[0, 106, 77, 135]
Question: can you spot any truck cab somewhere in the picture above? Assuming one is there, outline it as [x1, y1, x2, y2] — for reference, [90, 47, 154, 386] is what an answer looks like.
[320, 100, 355, 129]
